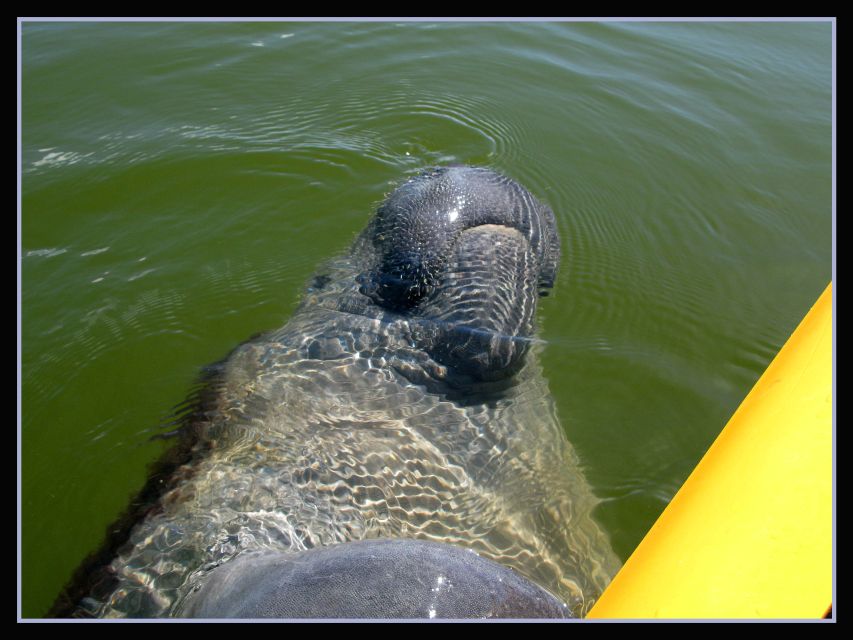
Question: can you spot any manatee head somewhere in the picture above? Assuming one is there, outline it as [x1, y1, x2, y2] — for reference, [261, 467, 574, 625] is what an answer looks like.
[361, 166, 560, 310]
[357, 166, 561, 381]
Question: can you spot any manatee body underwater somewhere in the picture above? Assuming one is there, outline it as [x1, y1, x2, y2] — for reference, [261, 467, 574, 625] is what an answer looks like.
[50, 165, 621, 619]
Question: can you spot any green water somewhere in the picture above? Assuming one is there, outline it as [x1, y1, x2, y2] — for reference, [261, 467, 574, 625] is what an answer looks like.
[20, 20, 833, 618]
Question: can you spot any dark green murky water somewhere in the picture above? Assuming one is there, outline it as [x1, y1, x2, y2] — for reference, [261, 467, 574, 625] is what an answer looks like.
[20, 20, 832, 617]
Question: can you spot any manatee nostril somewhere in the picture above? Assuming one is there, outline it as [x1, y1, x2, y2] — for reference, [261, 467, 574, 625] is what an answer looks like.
[362, 271, 432, 311]
[361, 252, 442, 311]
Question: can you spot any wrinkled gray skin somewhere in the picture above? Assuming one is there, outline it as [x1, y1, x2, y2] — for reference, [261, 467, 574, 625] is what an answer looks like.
[65, 166, 620, 619]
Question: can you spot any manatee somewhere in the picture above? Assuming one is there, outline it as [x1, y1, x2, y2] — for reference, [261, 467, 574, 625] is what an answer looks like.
[180, 539, 572, 619]
[50, 166, 621, 619]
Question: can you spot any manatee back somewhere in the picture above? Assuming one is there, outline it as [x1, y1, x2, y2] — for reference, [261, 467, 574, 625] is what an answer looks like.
[179, 539, 571, 619]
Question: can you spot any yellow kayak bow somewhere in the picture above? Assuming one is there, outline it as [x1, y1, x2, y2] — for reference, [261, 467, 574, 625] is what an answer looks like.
[588, 283, 833, 619]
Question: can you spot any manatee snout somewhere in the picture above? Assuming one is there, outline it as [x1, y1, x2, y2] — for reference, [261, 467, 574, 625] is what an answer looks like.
[363, 166, 560, 308]
[360, 166, 561, 381]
